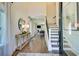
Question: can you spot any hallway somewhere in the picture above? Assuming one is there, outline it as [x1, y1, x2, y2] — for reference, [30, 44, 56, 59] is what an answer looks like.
[1, 2, 79, 56]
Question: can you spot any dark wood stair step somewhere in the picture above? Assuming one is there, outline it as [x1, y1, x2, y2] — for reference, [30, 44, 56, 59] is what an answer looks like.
[51, 45, 59, 47]
[52, 50, 59, 54]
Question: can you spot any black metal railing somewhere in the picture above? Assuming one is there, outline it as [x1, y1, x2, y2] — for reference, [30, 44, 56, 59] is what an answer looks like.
[59, 2, 64, 55]
[46, 16, 49, 38]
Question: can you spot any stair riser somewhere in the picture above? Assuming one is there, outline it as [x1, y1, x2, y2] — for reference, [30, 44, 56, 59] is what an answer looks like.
[52, 50, 59, 54]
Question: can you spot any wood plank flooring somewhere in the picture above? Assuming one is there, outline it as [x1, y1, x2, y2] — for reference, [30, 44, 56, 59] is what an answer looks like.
[13, 34, 48, 56]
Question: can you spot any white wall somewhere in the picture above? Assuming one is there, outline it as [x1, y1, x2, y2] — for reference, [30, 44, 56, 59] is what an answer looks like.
[9, 2, 47, 55]
[0, 2, 57, 55]
[63, 2, 79, 55]
[11, 2, 47, 33]
[64, 31, 79, 55]
[47, 2, 56, 27]
[29, 16, 48, 46]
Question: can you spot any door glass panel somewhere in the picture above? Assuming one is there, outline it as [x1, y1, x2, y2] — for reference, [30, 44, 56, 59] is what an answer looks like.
[62, 2, 79, 55]
[0, 8, 6, 44]
[0, 10, 3, 43]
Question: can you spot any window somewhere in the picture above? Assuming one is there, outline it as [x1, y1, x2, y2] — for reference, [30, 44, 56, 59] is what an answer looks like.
[0, 6, 6, 44]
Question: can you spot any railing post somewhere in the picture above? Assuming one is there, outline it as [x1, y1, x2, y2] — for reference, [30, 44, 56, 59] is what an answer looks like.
[59, 2, 64, 55]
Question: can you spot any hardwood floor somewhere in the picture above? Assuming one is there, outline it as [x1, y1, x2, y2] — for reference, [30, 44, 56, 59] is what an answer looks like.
[13, 34, 48, 56]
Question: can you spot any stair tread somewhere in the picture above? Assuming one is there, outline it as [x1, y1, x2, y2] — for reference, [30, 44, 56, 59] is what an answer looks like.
[50, 36, 59, 37]
[64, 48, 72, 50]
[50, 32, 58, 33]
[51, 43, 59, 45]
[52, 50, 59, 54]
[63, 40, 68, 43]
[50, 30, 58, 33]
[50, 33, 58, 34]
[49, 34, 59, 36]
[51, 40, 59, 42]
[50, 34, 59, 35]
[51, 47, 59, 49]
[64, 45, 71, 48]
[51, 37, 59, 39]
[49, 38, 59, 41]
[51, 45, 59, 47]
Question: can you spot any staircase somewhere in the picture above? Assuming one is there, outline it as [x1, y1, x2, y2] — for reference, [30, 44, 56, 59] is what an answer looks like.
[48, 27, 59, 55]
